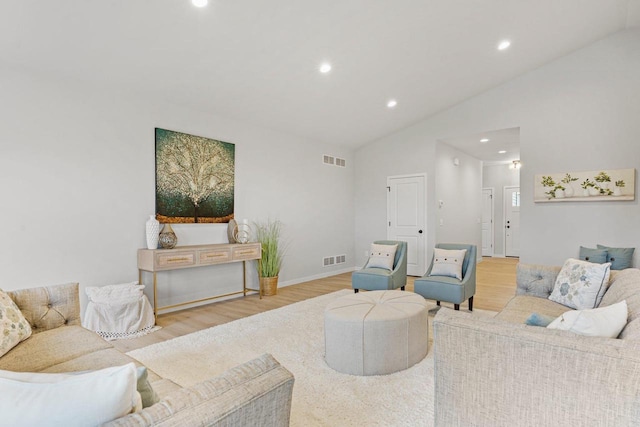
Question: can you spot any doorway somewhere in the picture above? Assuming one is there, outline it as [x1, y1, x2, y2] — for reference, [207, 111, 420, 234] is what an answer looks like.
[387, 173, 427, 276]
[481, 188, 494, 256]
[504, 186, 520, 257]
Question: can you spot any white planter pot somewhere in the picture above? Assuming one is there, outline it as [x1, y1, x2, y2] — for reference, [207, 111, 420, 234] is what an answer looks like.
[564, 185, 574, 197]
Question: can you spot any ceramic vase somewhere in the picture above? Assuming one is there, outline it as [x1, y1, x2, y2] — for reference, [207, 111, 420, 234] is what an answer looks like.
[145, 215, 160, 249]
[159, 224, 178, 249]
[613, 187, 622, 196]
[564, 185, 574, 197]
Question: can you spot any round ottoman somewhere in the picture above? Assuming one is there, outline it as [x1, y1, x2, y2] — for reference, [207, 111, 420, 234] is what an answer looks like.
[324, 290, 429, 376]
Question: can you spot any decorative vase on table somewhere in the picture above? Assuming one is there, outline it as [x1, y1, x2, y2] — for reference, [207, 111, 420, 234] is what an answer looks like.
[159, 224, 178, 249]
[145, 215, 160, 249]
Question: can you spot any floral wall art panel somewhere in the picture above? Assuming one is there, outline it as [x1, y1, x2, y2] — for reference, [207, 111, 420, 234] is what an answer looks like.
[155, 128, 235, 223]
[534, 168, 635, 202]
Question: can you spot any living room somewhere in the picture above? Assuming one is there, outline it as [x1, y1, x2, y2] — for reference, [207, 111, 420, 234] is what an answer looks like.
[2, 1, 640, 426]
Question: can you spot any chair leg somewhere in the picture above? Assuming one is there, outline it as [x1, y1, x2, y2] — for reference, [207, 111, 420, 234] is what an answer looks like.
[436, 301, 440, 306]
[400, 286, 405, 291]
[354, 289, 359, 293]
[454, 304, 460, 311]
[468, 296, 474, 311]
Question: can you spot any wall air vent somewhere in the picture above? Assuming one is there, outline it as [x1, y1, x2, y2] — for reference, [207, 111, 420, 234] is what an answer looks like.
[335, 158, 346, 167]
[335, 254, 346, 264]
[323, 155, 335, 165]
[323, 256, 335, 267]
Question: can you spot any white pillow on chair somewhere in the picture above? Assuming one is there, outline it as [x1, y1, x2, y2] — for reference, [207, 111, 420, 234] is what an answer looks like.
[367, 244, 398, 270]
[429, 248, 467, 280]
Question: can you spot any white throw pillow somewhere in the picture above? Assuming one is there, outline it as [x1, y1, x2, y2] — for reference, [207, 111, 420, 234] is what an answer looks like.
[0, 363, 141, 427]
[429, 248, 467, 280]
[547, 300, 628, 338]
[0, 289, 32, 358]
[367, 244, 398, 270]
[548, 258, 611, 310]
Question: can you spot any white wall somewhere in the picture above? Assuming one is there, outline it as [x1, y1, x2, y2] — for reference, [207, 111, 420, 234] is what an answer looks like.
[356, 28, 640, 268]
[435, 142, 483, 256]
[482, 164, 521, 256]
[0, 65, 355, 310]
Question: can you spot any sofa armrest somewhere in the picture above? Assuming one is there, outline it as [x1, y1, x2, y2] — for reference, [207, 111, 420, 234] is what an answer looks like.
[7, 283, 81, 334]
[516, 263, 561, 298]
[433, 309, 640, 427]
[106, 353, 294, 427]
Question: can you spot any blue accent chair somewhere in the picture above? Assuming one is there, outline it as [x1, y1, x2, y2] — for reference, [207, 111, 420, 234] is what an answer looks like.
[352, 240, 408, 293]
[414, 243, 477, 311]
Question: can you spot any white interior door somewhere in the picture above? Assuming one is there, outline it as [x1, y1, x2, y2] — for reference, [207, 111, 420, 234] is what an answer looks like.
[481, 188, 494, 257]
[387, 174, 427, 276]
[504, 186, 520, 257]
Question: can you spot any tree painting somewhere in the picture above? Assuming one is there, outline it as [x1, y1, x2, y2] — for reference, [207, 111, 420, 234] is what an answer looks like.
[155, 128, 235, 223]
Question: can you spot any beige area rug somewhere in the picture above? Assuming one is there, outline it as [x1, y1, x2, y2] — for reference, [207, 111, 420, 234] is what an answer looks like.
[127, 290, 496, 427]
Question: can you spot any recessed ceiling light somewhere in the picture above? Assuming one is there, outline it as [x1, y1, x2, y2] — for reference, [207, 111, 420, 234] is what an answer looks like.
[498, 40, 511, 51]
[319, 63, 332, 74]
[498, 150, 507, 154]
[387, 99, 398, 108]
[480, 138, 489, 143]
[192, 0, 208, 7]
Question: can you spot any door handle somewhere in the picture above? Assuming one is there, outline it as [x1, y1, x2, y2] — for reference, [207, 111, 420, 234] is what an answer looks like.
[418, 230, 423, 234]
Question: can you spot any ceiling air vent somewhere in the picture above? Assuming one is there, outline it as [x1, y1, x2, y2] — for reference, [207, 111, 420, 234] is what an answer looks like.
[335, 158, 346, 167]
[323, 155, 335, 165]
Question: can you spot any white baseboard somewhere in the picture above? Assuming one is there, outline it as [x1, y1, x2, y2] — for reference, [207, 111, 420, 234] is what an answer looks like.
[278, 266, 356, 288]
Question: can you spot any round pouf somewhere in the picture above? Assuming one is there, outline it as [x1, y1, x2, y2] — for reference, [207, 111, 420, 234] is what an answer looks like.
[324, 290, 429, 376]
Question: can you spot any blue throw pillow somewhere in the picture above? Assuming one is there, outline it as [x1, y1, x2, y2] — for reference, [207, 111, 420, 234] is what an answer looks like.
[578, 246, 608, 264]
[525, 313, 557, 327]
[596, 244, 635, 270]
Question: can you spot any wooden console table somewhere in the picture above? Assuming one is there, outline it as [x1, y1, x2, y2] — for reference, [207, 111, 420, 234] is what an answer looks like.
[137, 242, 262, 318]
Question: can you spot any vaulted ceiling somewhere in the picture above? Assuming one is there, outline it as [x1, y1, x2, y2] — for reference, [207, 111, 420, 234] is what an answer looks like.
[1, 1, 638, 148]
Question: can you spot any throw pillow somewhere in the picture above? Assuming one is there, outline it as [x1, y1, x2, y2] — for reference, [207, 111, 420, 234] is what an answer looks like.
[524, 313, 557, 327]
[578, 246, 608, 264]
[137, 366, 160, 408]
[367, 243, 398, 270]
[547, 300, 628, 338]
[0, 289, 32, 358]
[0, 363, 141, 426]
[429, 248, 467, 280]
[548, 258, 611, 310]
[596, 244, 635, 270]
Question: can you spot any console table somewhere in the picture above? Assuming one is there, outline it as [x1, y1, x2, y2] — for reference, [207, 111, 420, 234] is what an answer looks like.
[137, 242, 262, 319]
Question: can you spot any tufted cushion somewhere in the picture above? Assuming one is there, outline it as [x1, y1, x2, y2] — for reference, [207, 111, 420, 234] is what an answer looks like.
[516, 264, 562, 298]
[7, 283, 80, 334]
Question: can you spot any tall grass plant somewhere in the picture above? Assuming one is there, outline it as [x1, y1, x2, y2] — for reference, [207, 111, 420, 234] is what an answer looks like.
[254, 219, 284, 278]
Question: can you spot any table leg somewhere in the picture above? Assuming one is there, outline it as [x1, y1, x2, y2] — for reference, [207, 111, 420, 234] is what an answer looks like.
[153, 272, 158, 322]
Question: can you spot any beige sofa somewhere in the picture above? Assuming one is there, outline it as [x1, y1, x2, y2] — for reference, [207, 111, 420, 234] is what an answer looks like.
[432, 264, 640, 427]
[0, 283, 294, 426]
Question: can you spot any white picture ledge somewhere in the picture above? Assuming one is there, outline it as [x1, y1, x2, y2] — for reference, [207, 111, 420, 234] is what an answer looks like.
[534, 168, 635, 203]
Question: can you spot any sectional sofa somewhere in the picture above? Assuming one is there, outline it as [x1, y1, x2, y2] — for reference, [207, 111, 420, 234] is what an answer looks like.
[433, 263, 640, 426]
[0, 282, 294, 426]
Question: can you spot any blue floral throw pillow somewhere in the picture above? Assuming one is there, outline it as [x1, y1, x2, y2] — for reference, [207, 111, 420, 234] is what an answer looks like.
[548, 258, 611, 310]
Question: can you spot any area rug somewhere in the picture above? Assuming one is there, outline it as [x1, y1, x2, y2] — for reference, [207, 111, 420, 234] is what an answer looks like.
[127, 290, 496, 427]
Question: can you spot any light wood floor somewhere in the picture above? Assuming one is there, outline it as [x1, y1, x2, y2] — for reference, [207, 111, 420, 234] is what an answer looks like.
[112, 256, 518, 353]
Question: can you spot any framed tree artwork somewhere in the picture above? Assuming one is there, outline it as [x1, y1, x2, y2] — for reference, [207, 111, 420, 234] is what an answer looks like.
[155, 128, 235, 223]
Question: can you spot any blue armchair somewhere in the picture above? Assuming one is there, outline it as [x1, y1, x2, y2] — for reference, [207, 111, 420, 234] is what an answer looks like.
[414, 243, 477, 311]
[352, 240, 408, 293]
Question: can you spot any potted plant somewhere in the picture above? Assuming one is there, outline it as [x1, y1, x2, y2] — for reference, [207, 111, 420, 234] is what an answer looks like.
[581, 178, 596, 196]
[541, 176, 565, 199]
[254, 219, 285, 296]
[614, 179, 625, 196]
[594, 171, 613, 195]
[560, 173, 578, 197]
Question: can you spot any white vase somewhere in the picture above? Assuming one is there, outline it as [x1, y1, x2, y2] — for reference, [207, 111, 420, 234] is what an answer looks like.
[564, 185, 574, 198]
[613, 187, 622, 196]
[589, 187, 600, 196]
[555, 189, 565, 199]
[146, 215, 160, 249]
[582, 188, 590, 197]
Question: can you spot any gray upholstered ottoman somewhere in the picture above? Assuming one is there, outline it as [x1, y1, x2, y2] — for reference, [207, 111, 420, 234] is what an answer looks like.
[324, 290, 429, 376]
